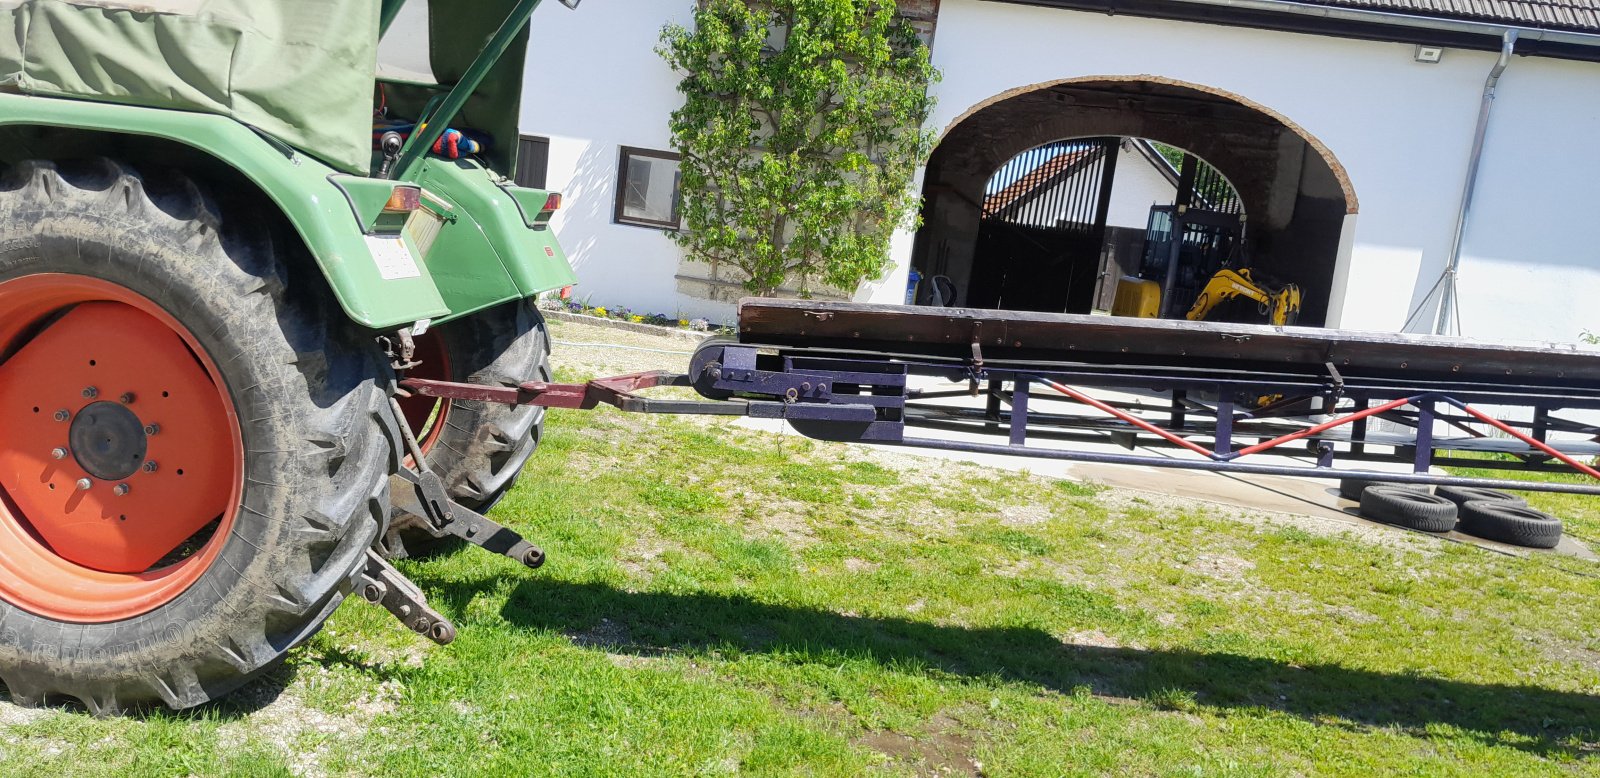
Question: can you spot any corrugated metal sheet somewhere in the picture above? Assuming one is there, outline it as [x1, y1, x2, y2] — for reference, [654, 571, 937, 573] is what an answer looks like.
[1288, 0, 1600, 33]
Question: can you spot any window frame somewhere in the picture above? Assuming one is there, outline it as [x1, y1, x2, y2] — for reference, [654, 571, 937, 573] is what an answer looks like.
[613, 146, 684, 230]
[514, 135, 551, 190]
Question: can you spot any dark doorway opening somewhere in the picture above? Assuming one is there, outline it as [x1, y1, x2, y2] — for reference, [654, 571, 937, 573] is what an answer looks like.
[911, 78, 1355, 327]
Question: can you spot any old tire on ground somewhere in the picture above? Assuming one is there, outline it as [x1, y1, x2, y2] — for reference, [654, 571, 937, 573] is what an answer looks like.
[390, 300, 550, 553]
[1457, 501, 1563, 549]
[0, 160, 398, 714]
[1338, 477, 1425, 502]
[1434, 485, 1526, 510]
[1358, 486, 1458, 533]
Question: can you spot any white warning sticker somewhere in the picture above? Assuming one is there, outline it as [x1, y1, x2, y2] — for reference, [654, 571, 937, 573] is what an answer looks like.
[365, 236, 423, 281]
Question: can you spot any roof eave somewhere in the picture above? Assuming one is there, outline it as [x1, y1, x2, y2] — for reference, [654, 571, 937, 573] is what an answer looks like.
[982, 0, 1600, 61]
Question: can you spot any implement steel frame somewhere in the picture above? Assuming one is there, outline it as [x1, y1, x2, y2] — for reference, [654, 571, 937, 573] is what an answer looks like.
[401, 300, 1600, 497]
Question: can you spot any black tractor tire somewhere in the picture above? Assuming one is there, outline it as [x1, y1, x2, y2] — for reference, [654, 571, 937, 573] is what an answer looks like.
[1338, 477, 1426, 502]
[1434, 485, 1526, 510]
[0, 159, 399, 714]
[1457, 501, 1563, 549]
[389, 300, 550, 553]
[1358, 486, 1458, 533]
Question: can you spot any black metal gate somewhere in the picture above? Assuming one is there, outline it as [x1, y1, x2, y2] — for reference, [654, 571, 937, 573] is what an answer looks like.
[969, 138, 1119, 313]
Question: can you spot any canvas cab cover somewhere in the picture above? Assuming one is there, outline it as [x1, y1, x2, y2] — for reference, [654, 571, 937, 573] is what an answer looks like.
[0, 0, 380, 173]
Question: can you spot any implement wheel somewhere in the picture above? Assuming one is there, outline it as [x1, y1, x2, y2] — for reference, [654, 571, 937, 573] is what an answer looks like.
[0, 160, 397, 714]
[390, 300, 550, 554]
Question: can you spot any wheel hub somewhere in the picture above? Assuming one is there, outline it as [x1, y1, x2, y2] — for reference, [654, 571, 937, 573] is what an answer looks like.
[68, 401, 148, 481]
[0, 298, 235, 575]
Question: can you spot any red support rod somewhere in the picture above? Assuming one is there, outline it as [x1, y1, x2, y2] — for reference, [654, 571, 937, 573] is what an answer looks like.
[1452, 402, 1600, 482]
[1036, 378, 1216, 458]
[1232, 396, 1416, 458]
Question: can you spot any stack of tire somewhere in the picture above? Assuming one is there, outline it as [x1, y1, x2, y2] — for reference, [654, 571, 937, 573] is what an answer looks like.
[1339, 478, 1564, 549]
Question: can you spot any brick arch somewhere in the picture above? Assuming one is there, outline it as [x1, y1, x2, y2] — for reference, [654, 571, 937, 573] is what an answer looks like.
[940, 75, 1357, 215]
[912, 74, 1358, 326]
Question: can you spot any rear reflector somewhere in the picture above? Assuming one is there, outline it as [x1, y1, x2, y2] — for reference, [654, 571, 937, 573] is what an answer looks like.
[383, 185, 423, 214]
[541, 193, 563, 213]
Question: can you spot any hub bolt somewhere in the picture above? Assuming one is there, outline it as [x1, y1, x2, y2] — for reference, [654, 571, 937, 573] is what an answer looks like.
[143, 423, 160, 436]
[75, 478, 92, 491]
[50, 448, 68, 460]
[81, 386, 98, 399]
[142, 461, 159, 473]
[112, 483, 130, 497]
[53, 409, 70, 422]
[119, 393, 136, 405]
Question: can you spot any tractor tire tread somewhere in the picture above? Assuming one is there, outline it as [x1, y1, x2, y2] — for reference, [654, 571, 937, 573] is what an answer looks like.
[0, 158, 397, 714]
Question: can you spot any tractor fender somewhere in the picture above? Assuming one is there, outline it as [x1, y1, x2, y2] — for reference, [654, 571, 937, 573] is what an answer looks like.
[0, 93, 449, 330]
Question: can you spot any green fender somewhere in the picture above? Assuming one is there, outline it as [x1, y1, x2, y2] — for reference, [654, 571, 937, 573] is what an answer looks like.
[0, 92, 449, 330]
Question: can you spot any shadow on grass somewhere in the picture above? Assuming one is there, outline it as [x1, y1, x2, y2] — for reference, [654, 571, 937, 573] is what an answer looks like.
[423, 573, 1598, 759]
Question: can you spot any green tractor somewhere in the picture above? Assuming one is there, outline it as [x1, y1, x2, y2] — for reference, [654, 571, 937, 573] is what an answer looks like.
[0, 0, 578, 713]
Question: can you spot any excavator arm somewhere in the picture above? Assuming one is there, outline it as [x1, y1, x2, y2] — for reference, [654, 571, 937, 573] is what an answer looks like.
[1186, 268, 1302, 326]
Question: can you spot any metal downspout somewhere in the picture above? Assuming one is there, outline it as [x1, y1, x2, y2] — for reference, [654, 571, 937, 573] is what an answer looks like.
[1431, 29, 1519, 335]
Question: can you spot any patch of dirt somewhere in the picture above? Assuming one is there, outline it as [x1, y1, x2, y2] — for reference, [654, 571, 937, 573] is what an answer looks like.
[1531, 635, 1600, 672]
[1187, 553, 1255, 584]
[843, 557, 880, 573]
[568, 617, 632, 650]
[1062, 629, 1125, 649]
[733, 496, 820, 549]
[856, 713, 982, 777]
[0, 697, 67, 760]
[0, 700, 50, 727]
[617, 530, 673, 582]
[1095, 487, 1442, 558]
[217, 669, 403, 778]
[567, 617, 676, 668]
[334, 638, 428, 670]
[999, 505, 1051, 527]
[1320, 603, 1381, 625]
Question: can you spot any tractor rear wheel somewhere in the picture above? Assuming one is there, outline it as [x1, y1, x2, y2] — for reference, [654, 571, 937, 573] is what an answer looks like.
[391, 300, 550, 553]
[0, 160, 398, 714]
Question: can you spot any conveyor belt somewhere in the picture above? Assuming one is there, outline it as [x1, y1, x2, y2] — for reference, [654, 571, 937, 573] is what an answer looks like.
[739, 300, 1600, 399]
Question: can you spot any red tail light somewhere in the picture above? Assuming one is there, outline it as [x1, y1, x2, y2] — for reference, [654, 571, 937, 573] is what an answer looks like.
[383, 185, 423, 214]
[541, 193, 562, 213]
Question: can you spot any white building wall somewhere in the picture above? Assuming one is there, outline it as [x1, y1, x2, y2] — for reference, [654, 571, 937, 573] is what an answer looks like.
[521, 2, 705, 320]
[522, 1, 1600, 342]
[1105, 145, 1178, 230]
[915, 0, 1600, 341]
[1450, 55, 1600, 344]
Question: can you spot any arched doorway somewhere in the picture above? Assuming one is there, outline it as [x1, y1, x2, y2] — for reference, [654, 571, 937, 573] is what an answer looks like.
[911, 77, 1356, 326]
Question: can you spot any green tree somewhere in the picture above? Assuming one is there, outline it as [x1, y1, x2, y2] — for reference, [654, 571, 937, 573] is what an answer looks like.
[660, 0, 939, 297]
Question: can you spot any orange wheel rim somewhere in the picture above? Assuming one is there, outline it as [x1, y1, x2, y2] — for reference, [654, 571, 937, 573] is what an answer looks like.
[398, 329, 451, 458]
[0, 275, 243, 622]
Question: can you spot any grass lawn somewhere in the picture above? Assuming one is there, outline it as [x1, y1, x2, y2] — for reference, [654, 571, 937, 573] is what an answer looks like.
[1, 323, 1597, 776]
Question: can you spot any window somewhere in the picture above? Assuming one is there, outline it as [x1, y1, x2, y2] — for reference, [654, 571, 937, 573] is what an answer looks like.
[515, 135, 551, 189]
[614, 146, 682, 230]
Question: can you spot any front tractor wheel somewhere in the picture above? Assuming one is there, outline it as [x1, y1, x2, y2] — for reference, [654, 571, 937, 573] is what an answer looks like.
[0, 160, 398, 714]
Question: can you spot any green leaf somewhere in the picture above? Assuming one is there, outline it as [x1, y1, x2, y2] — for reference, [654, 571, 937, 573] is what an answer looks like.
[661, 0, 939, 296]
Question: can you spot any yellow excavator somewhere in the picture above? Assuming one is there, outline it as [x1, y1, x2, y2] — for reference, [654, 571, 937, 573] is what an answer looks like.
[1114, 267, 1302, 326]
[1186, 267, 1302, 326]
